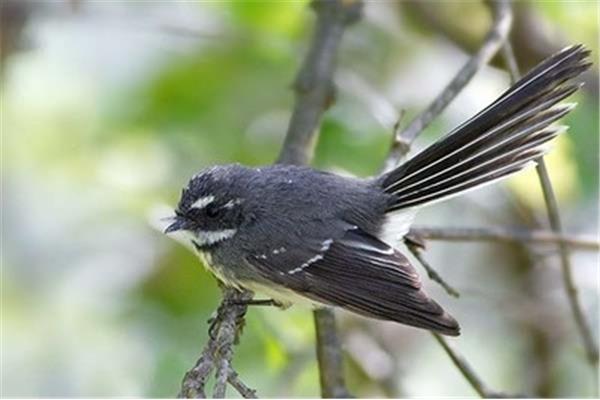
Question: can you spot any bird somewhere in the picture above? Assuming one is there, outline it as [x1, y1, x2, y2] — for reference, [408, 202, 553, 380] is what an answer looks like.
[165, 44, 591, 336]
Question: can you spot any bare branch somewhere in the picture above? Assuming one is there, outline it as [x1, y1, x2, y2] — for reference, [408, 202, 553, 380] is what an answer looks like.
[227, 369, 257, 399]
[212, 290, 250, 398]
[408, 250, 516, 396]
[411, 226, 599, 251]
[313, 308, 351, 398]
[407, 245, 515, 397]
[432, 334, 519, 398]
[277, 0, 362, 166]
[500, 40, 599, 367]
[409, 235, 519, 397]
[405, 242, 460, 297]
[383, 0, 513, 170]
[179, 288, 254, 398]
[277, 0, 363, 397]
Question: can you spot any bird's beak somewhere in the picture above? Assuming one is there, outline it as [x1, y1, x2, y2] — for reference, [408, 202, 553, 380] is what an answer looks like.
[164, 217, 189, 234]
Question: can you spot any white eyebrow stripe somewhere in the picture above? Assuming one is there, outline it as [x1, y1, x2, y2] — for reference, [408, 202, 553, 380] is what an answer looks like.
[191, 195, 215, 209]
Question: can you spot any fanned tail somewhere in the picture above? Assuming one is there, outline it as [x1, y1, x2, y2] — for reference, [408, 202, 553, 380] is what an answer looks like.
[380, 44, 591, 211]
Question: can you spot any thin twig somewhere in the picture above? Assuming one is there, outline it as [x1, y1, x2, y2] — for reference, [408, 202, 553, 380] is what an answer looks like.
[409, 255, 515, 397]
[383, 0, 513, 169]
[408, 252, 516, 397]
[432, 334, 516, 398]
[227, 369, 258, 399]
[409, 243, 516, 397]
[406, 243, 460, 297]
[277, 0, 363, 397]
[179, 342, 215, 398]
[500, 40, 599, 367]
[411, 226, 599, 251]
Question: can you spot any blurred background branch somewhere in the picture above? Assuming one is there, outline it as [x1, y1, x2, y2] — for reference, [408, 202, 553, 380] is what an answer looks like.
[432, 333, 512, 398]
[383, 0, 512, 171]
[402, 0, 598, 99]
[411, 226, 600, 251]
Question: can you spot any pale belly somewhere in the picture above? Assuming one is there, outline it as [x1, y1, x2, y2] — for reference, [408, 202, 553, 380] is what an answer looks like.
[196, 250, 321, 309]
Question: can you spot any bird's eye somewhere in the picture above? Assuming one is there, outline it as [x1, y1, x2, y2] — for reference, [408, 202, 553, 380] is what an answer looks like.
[205, 204, 220, 218]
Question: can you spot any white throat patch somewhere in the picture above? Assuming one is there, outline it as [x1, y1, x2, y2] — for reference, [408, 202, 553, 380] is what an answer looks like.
[193, 229, 237, 246]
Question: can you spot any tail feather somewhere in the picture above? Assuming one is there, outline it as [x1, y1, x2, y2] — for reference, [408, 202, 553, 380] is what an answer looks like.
[389, 126, 565, 210]
[386, 104, 573, 197]
[381, 44, 590, 211]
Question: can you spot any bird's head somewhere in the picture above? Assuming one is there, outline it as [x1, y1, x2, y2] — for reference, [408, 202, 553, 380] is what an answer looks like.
[165, 165, 247, 250]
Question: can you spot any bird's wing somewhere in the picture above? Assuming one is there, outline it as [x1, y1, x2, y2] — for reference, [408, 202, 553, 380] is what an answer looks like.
[245, 226, 460, 336]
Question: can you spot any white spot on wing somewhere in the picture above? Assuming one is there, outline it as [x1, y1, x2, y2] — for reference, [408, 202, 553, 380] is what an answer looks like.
[288, 253, 324, 275]
[286, 238, 336, 275]
[272, 247, 286, 255]
[320, 239, 333, 252]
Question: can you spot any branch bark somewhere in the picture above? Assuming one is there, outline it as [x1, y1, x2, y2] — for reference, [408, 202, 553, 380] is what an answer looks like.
[277, 0, 363, 397]
[313, 308, 351, 398]
[179, 288, 255, 398]
[411, 226, 599, 251]
[277, 0, 362, 165]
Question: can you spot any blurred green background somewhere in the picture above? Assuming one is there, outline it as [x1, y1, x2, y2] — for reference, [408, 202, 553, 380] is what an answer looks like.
[2, 0, 598, 397]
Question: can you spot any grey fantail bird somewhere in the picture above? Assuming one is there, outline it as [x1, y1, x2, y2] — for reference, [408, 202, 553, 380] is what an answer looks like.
[165, 45, 591, 336]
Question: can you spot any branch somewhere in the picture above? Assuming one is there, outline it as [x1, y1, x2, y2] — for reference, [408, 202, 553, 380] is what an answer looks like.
[277, 0, 363, 397]
[227, 369, 257, 399]
[499, 41, 599, 367]
[406, 243, 522, 397]
[408, 247, 519, 397]
[411, 226, 599, 251]
[383, 0, 513, 171]
[432, 334, 517, 398]
[313, 309, 351, 398]
[179, 287, 254, 398]
[405, 240, 460, 297]
[277, 0, 362, 165]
